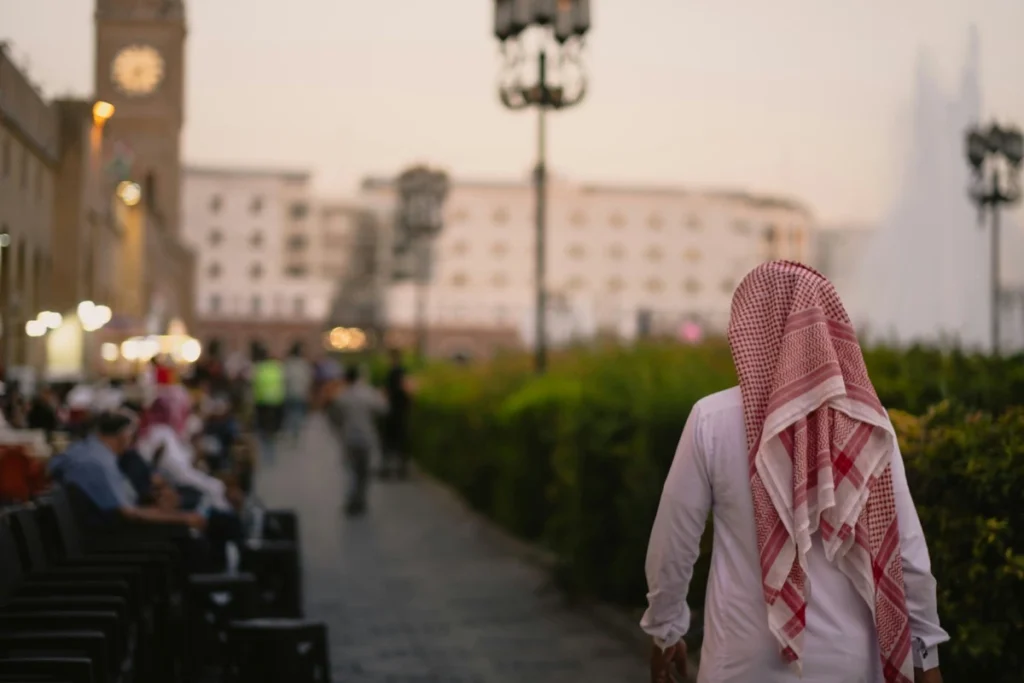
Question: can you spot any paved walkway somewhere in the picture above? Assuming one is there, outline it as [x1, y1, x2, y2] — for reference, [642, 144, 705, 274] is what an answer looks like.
[256, 415, 647, 683]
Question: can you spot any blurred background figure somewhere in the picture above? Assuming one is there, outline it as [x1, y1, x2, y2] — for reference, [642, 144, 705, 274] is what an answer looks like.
[250, 343, 285, 466]
[381, 348, 412, 480]
[282, 341, 313, 443]
[325, 365, 388, 517]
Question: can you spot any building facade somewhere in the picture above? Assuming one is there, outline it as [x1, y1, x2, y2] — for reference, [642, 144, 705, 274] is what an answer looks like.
[181, 166, 341, 356]
[0, 43, 59, 373]
[360, 175, 813, 356]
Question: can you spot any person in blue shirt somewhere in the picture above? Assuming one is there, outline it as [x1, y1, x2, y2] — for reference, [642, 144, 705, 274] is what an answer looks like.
[49, 411, 206, 530]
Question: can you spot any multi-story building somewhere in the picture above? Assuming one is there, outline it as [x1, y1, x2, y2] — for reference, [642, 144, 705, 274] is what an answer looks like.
[0, 43, 59, 373]
[181, 166, 345, 356]
[360, 175, 813, 357]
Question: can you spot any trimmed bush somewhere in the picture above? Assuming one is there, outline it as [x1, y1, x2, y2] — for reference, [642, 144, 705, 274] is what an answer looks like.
[411, 342, 1024, 678]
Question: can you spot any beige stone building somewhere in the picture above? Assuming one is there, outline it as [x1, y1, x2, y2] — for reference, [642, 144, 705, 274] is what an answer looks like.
[0, 43, 59, 373]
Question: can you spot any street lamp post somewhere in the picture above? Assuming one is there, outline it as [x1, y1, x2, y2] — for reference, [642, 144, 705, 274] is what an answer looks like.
[494, 0, 590, 374]
[965, 122, 1023, 356]
[396, 166, 450, 361]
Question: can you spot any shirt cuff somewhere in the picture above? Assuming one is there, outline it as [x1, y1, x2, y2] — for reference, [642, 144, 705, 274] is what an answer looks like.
[654, 636, 683, 651]
[912, 639, 940, 670]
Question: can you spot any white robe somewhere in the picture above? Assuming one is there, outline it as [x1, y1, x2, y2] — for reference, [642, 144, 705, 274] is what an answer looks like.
[641, 387, 948, 682]
[137, 423, 229, 510]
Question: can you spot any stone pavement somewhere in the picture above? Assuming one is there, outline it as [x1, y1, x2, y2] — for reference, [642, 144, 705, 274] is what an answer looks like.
[256, 415, 647, 683]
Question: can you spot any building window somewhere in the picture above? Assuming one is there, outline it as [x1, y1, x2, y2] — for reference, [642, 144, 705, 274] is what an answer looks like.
[607, 276, 625, 293]
[287, 234, 308, 251]
[490, 242, 509, 257]
[684, 278, 701, 294]
[209, 229, 223, 246]
[648, 214, 664, 230]
[207, 262, 222, 279]
[289, 202, 309, 220]
[646, 278, 665, 293]
[607, 244, 625, 260]
[683, 247, 702, 263]
[451, 240, 469, 256]
[293, 297, 305, 317]
[250, 231, 264, 248]
[493, 207, 509, 224]
[250, 263, 264, 279]
[645, 246, 663, 262]
[570, 210, 587, 227]
[720, 278, 736, 294]
[209, 294, 221, 313]
[567, 276, 587, 291]
[250, 196, 264, 214]
[251, 295, 262, 316]
[491, 272, 508, 288]
[609, 212, 626, 229]
[285, 264, 308, 278]
[209, 195, 223, 213]
[567, 244, 586, 260]
[0, 136, 9, 177]
[685, 215, 701, 230]
[449, 208, 468, 223]
[451, 272, 468, 287]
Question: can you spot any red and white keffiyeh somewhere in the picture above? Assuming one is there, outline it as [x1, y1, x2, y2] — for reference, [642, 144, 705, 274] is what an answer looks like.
[727, 261, 913, 683]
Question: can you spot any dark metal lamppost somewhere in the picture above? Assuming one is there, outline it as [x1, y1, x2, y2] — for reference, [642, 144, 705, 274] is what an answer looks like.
[965, 122, 1023, 355]
[494, 0, 590, 374]
[396, 166, 450, 361]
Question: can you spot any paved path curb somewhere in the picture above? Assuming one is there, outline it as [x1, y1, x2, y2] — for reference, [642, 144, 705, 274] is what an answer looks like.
[416, 467, 702, 680]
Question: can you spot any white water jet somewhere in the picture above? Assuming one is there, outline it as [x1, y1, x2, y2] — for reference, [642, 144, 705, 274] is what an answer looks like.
[853, 27, 1010, 351]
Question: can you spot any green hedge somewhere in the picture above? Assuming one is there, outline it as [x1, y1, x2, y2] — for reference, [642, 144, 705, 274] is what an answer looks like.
[411, 343, 1024, 679]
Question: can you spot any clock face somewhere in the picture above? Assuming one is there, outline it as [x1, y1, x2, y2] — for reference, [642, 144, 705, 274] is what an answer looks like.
[111, 44, 165, 96]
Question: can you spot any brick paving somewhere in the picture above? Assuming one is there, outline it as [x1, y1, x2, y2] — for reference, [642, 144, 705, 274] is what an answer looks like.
[256, 415, 647, 683]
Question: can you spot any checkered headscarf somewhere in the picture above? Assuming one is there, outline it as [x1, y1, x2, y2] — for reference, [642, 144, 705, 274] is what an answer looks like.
[727, 261, 913, 682]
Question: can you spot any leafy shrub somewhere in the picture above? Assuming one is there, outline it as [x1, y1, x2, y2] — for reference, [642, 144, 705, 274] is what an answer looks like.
[410, 342, 1024, 677]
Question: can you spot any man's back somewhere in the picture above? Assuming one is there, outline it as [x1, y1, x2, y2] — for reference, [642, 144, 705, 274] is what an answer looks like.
[327, 383, 387, 450]
[644, 387, 881, 681]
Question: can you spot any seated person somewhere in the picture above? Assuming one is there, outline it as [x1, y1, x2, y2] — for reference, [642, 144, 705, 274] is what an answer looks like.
[136, 388, 231, 510]
[48, 411, 206, 530]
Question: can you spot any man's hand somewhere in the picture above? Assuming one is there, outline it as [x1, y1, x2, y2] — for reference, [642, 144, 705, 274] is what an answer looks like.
[650, 640, 688, 683]
[915, 668, 942, 683]
[183, 512, 207, 531]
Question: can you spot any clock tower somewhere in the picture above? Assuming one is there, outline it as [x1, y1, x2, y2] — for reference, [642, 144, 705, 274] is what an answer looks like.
[94, 0, 186, 234]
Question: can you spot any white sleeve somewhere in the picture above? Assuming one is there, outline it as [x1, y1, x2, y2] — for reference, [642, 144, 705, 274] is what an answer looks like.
[640, 404, 713, 649]
[889, 439, 949, 670]
[159, 437, 228, 508]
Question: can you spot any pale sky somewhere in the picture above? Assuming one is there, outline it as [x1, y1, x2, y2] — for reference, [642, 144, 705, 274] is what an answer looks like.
[3, 0, 1023, 226]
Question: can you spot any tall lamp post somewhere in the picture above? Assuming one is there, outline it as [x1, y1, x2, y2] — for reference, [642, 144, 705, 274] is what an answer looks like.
[494, 0, 590, 374]
[396, 166, 450, 362]
[965, 122, 1023, 356]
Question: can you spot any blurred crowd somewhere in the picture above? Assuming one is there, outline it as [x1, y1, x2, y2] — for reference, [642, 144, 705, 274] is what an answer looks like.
[0, 338, 415, 568]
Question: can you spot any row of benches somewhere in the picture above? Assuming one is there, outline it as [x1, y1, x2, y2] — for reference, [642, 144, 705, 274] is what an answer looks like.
[0, 487, 331, 683]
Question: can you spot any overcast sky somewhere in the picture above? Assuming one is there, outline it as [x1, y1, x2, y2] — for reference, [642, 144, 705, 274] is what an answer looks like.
[3, 0, 1023, 226]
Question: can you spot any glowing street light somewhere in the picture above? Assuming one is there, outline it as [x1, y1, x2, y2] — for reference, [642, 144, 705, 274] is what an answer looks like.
[25, 319, 47, 337]
[117, 181, 142, 207]
[100, 343, 119, 362]
[92, 100, 115, 126]
[38, 311, 63, 329]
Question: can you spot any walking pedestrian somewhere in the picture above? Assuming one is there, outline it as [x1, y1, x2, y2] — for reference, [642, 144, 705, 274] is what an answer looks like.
[642, 261, 947, 683]
[250, 344, 285, 466]
[324, 365, 387, 517]
[381, 347, 413, 479]
[282, 341, 313, 443]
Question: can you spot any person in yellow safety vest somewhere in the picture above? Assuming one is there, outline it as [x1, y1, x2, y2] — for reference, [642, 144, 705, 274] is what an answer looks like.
[250, 344, 285, 465]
